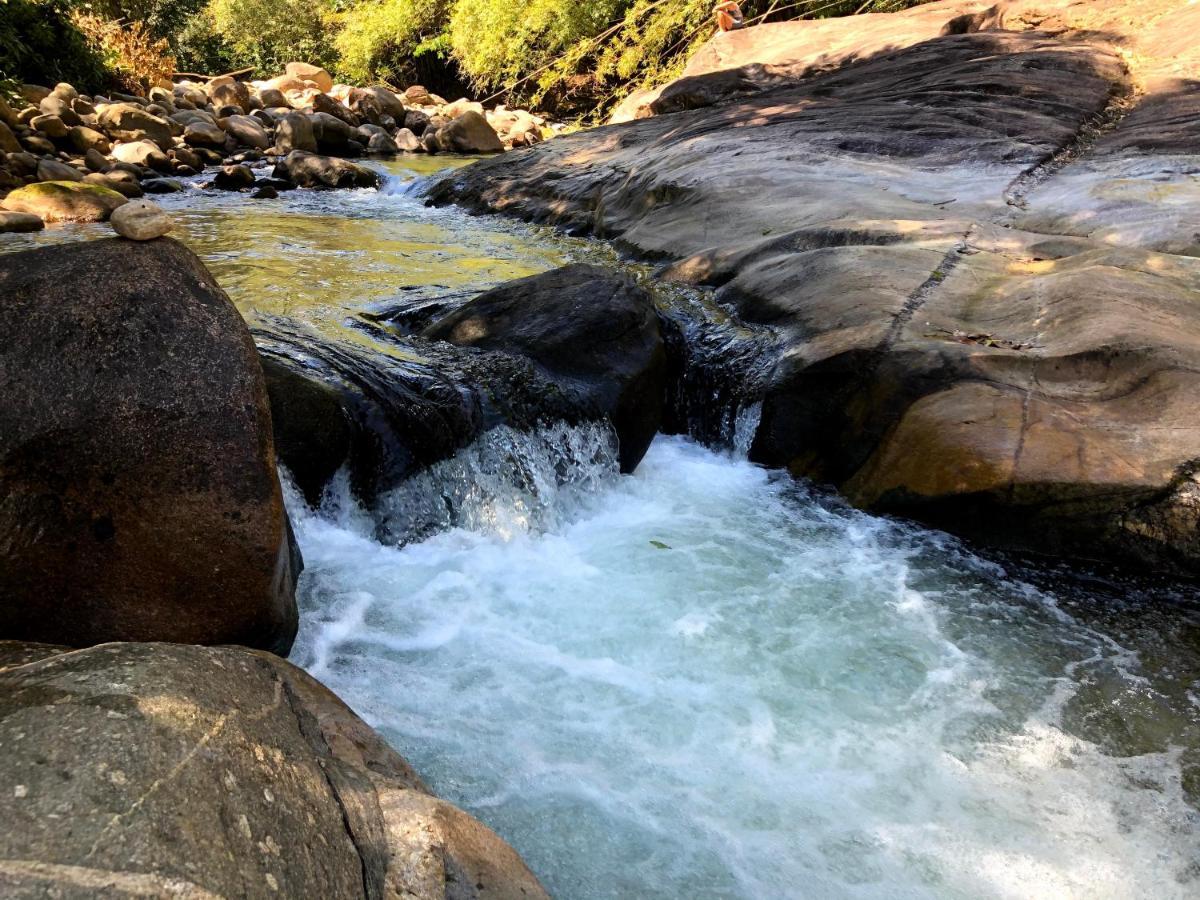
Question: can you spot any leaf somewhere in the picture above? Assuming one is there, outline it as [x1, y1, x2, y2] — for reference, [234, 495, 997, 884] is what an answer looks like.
[649, 539, 671, 550]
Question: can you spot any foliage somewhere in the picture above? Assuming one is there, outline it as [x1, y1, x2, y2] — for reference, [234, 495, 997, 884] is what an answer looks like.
[0, 0, 111, 92]
[172, 8, 235, 74]
[206, 0, 339, 76]
[334, 0, 449, 85]
[73, 13, 176, 93]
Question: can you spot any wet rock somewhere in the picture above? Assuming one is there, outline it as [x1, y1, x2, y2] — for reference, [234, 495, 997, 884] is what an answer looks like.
[434, 110, 503, 154]
[252, 185, 279, 199]
[274, 150, 380, 189]
[184, 119, 227, 148]
[1, 181, 126, 222]
[367, 130, 399, 154]
[213, 163, 256, 190]
[141, 177, 184, 193]
[0, 641, 550, 900]
[82, 171, 143, 199]
[0, 239, 300, 651]
[0, 211, 43, 233]
[424, 265, 665, 472]
[311, 110, 355, 152]
[109, 199, 171, 239]
[429, 0, 1200, 574]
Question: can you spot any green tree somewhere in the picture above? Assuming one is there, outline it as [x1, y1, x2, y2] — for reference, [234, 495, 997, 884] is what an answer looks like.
[206, 0, 339, 75]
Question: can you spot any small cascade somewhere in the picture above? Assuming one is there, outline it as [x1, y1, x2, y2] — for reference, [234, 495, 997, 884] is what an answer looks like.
[655, 284, 779, 455]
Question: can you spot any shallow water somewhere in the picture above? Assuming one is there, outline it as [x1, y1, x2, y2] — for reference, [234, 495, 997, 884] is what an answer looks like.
[5, 162, 1199, 898]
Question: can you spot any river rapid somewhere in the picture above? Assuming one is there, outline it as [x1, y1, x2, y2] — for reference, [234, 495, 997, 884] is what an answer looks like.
[5, 160, 1199, 899]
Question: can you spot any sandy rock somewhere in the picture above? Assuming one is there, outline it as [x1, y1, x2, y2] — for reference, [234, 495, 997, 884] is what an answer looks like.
[109, 198, 172, 240]
[403, 85, 437, 106]
[285, 61, 334, 93]
[0, 239, 300, 650]
[442, 98, 484, 119]
[0, 211, 43, 233]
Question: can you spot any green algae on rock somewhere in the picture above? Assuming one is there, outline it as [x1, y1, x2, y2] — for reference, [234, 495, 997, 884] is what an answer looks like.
[1, 180, 126, 223]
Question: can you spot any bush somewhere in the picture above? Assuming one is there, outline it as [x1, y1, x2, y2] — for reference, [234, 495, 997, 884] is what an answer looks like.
[206, 0, 339, 76]
[172, 8, 236, 74]
[334, 0, 450, 85]
[73, 13, 176, 93]
[0, 0, 111, 92]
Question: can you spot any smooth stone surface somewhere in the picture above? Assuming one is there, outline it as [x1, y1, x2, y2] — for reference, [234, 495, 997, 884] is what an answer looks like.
[1, 181, 126, 222]
[0, 211, 44, 233]
[110, 199, 172, 240]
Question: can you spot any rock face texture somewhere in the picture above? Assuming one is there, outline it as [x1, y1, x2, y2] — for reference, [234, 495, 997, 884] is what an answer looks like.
[0, 641, 549, 900]
[0, 239, 301, 653]
[430, 0, 1200, 575]
[424, 264, 666, 473]
[261, 266, 664, 507]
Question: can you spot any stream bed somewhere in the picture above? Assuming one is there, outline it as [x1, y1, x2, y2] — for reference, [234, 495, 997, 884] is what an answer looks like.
[5, 160, 1199, 899]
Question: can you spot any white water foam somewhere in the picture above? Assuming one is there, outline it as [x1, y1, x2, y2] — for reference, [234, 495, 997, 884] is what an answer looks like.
[288, 431, 1199, 899]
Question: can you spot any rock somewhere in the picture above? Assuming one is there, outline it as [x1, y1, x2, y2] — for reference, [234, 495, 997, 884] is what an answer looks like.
[395, 127, 423, 152]
[67, 124, 110, 153]
[0, 211, 43, 233]
[19, 134, 54, 155]
[361, 84, 406, 120]
[30, 114, 67, 138]
[443, 97, 484, 119]
[19, 84, 51, 105]
[35, 158, 82, 182]
[97, 102, 172, 149]
[83, 147, 108, 171]
[0, 121, 21, 154]
[312, 91, 359, 127]
[0, 641, 550, 900]
[434, 110, 503, 154]
[274, 150, 381, 189]
[310, 111, 355, 151]
[367, 130, 399, 154]
[424, 265, 665, 472]
[403, 85, 437, 106]
[37, 95, 80, 126]
[111, 138, 171, 170]
[0, 239, 301, 651]
[258, 86, 287, 108]
[285, 61, 334, 93]
[274, 110, 318, 153]
[170, 145, 202, 169]
[5, 151, 38, 177]
[142, 176, 184, 193]
[82, 171, 144, 199]
[184, 119, 226, 147]
[0, 94, 18, 129]
[1, 181, 125, 222]
[109, 198, 172, 240]
[223, 113, 271, 149]
[213, 163, 256, 190]
[428, 0, 1200, 574]
[252, 185, 278, 199]
[207, 74, 250, 113]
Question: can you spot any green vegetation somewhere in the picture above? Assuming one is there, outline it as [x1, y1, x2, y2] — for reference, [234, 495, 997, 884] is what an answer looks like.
[1, 0, 932, 115]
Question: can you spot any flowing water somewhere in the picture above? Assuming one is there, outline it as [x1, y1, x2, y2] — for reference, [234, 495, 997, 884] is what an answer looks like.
[5, 161, 1199, 898]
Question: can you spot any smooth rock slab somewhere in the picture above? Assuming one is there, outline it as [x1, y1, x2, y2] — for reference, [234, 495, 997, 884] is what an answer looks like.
[0, 641, 549, 900]
[0, 211, 44, 232]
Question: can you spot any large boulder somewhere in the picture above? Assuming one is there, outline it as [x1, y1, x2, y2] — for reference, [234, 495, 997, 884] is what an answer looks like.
[0, 641, 549, 900]
[275, 150, 380, 188]
[111, 138, 171, 169]
[429, 0, 1200, 574]
[1, 181, 126, 222]
[434, 110, 503, 154]
[223, 112, 271, 149]
[423, 264, 665, 472]
[0, 239, 301, 652]
[285, 61, 334, 93]
[207, 74, 250, 113]
[275, 110, 318, 153]
[96, 102, 173, 149]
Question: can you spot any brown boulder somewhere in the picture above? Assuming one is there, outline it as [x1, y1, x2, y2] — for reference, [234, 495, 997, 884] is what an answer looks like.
[97, 102, 173, 149]
[275, 150, 380, 188]
[0, 238, 301, 652]
[285, 61, 334, 93]
[274, 110, 318, 153]
[434, 110, 503, 154]
[0, 641, 550, 900]
[1, 181, 126, 222]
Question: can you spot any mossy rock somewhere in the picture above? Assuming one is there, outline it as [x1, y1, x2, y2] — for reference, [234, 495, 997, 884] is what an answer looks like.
[1, 180, 127, 222]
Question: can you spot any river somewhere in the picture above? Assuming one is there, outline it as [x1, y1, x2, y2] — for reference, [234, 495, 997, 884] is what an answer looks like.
[4, 159, 1199, 899]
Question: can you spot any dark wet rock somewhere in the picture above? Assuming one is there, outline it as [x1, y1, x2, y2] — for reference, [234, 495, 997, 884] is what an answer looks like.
[141, 176, 184, 193]
[274, 111, 318, 154]
[0, 640, 549, 900]
[0, 211, 43, 232]
[213, 163, 256, 190]
[252, 185, 279, 199]
[274, 150, 380, 189]
[434, 110, 503, 154]
[423, 264, 666, 472]
[429, 0, 1200, 574]
[0, 238, 300, 652]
